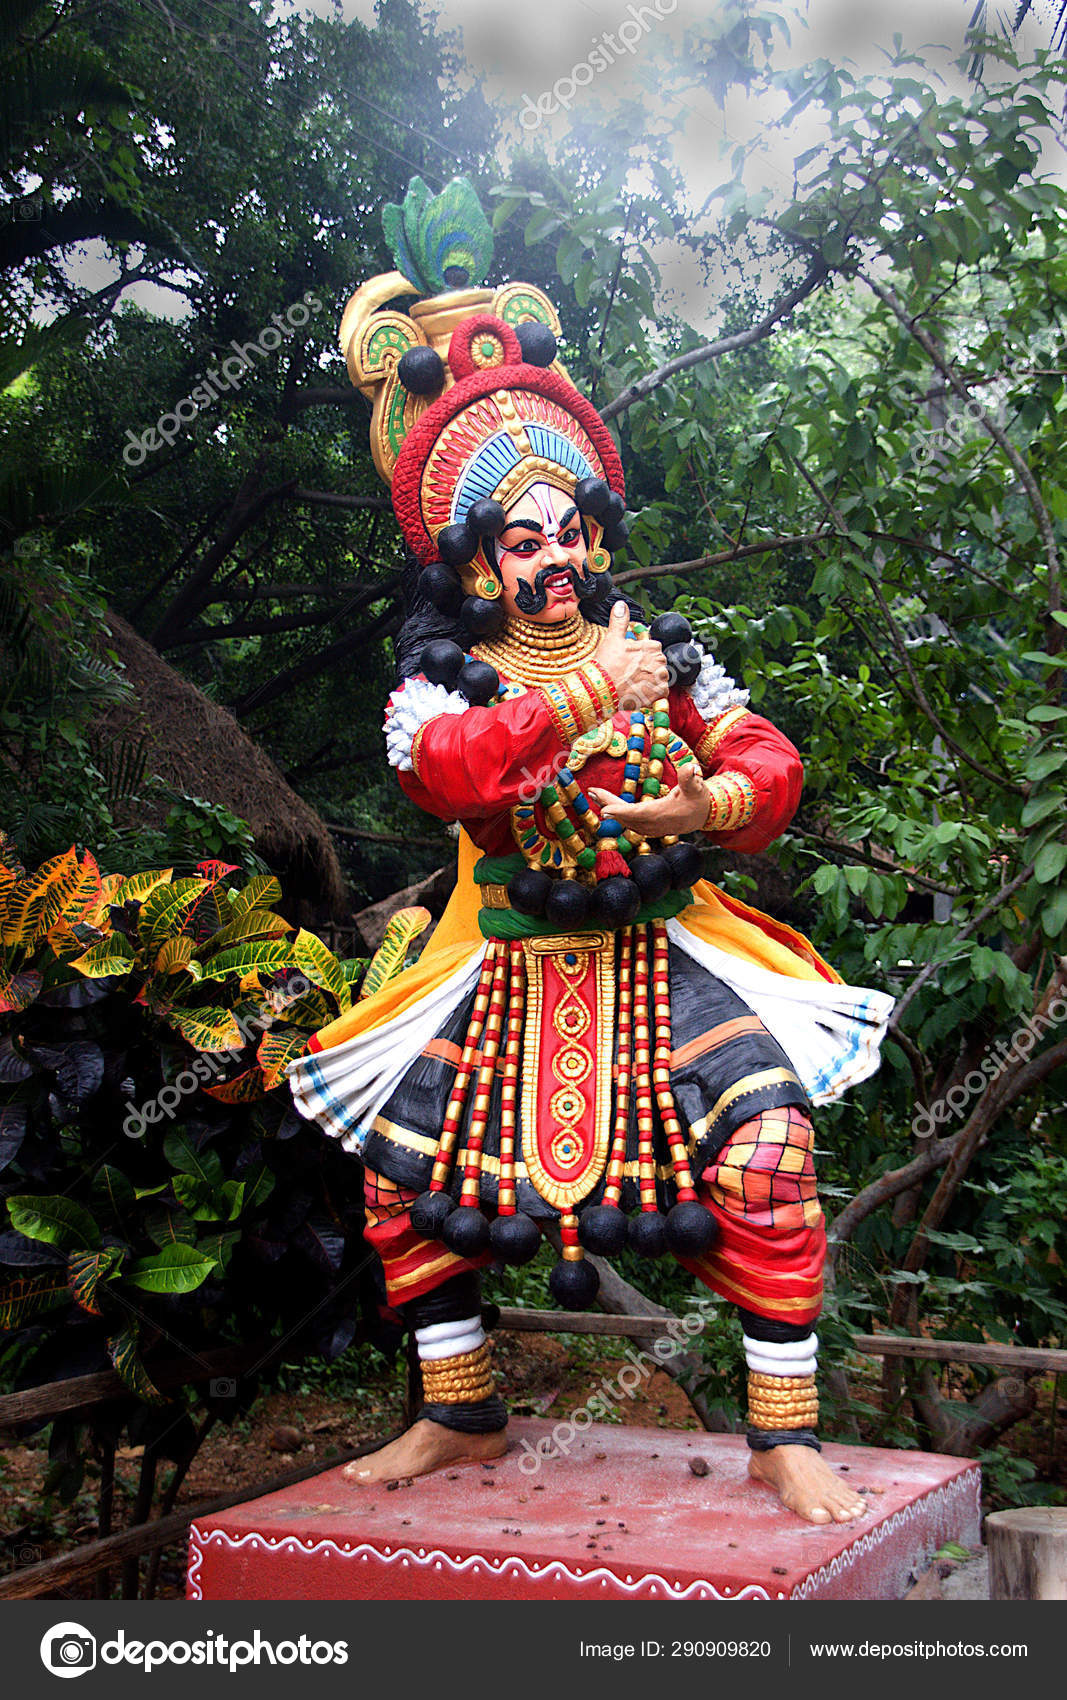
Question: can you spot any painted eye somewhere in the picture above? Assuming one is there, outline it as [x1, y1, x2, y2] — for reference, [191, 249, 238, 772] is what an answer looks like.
[560, 527, 582, 546]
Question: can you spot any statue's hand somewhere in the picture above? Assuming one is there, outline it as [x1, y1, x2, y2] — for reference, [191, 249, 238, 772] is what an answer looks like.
[595, 601, 670, 710]
[589, 761, 710, 836]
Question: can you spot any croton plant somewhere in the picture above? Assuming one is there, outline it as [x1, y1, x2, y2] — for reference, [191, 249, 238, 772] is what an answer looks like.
[0, 832, 426, 1494]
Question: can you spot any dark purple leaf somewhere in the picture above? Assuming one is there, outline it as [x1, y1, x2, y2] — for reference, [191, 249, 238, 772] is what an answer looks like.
[0, 1104, 28, 1171]
[0, 1039, 34, 1085]
[55, 1043, 105, 1106]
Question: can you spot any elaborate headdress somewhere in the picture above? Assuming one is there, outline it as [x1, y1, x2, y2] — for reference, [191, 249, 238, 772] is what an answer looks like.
[339, 177, 630, 645]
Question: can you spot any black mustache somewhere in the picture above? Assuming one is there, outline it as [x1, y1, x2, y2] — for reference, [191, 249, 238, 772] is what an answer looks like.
[512, 558, 598, 615]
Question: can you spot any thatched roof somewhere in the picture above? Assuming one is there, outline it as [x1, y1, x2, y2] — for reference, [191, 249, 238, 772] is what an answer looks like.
[100, 611, 348, 921]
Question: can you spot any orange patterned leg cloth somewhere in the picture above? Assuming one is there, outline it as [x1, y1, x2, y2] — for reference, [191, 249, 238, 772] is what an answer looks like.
[674, 1105, 825, 1329]
[362, 1167, 493, 1309]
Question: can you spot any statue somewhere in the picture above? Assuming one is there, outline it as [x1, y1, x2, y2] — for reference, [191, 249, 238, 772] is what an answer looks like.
[287, 178, 894, 1525]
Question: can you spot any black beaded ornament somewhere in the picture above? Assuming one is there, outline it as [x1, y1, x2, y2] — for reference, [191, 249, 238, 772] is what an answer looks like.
[418, 561, 464, 614]
[419, 639, 464, 688]
[549, 1256, 601, 1309]
[489, 1212, 541, 1265]
[628, 1211, 668, 1257]
[438, 522, 477, 567]
[456, 659, 499, 705]
[544, 880, 590, 928]
[629, 852, 671, 903]
[592, 874, 642, 927]
[410, 1190, 453, 1238]
[516, 321, 558, 366]
[461, 595, 506, 639]
[665, 1200, 718, 1256]
[662, 840, 703, 888]
[398, 345, 446, 395]
[442, 1206, 492, 1256]
[665, 640, 703, 689]
[574, 477, 612, 519]
[467, 498, 506, 538]
[507, 867, 551, 916]
[578, 1204, 628, 1256]
[649, 611, 693, 648]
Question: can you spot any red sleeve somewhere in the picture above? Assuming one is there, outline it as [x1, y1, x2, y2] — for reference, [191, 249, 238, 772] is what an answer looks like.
[669, 687, 803, 854]
[397, 690, 574, 821]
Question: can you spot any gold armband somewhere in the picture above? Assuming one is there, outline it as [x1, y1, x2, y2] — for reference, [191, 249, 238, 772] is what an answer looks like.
[421, 1342, 496, 1405]
[541, 663, 620, 744]
[701, 770, 757, 834]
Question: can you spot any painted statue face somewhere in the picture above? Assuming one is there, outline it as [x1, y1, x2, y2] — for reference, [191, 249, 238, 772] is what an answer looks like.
[494, 481, 587, 622]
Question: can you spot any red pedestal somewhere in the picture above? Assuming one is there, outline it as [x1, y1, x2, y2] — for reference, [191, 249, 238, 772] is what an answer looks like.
[187, 1420, 980, 1602]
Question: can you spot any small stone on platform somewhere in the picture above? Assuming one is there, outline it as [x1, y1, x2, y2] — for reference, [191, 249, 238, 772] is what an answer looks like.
[187, 1419, 981, 1602]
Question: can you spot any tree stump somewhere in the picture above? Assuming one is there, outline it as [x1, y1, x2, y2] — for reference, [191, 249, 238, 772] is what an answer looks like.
[987, 1508, 1067, 1599]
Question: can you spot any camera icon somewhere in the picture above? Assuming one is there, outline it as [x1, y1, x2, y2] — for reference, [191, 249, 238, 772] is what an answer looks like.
[16, 198, 43, 220]
[15, 1544, 42, 1565]
[40, 1623, 97, 1679]
[13, 534, 41, 557]
[209, 1377, 237, 1397]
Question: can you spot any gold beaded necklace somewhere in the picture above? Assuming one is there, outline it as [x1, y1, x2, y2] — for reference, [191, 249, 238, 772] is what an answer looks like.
[473, 613, 601, 686]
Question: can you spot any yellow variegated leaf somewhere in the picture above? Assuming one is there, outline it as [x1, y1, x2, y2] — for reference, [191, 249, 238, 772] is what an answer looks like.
[198, 940, 290, 980]
[57, 850, 104, 929]
[164, 1005, 244, 1052]
[282, 987, 336, 1029]
[139, 877, 208, 952]
[113, 867, 174, 905]
[1, 847, 82, 946]
[360, 905, 432, 999]
[0, 968, 42, 1012]
[70, 933, 137, 979]
[238, 970, 263, 996]
[257, 1028, 309, 1090]
[198, 909, 293, 955]
[154, 935, 196, 975]
[292, 927, 350, 1012]
[229, 875, 282, 917]
[81, 871, 125, 930]
[107, 1325, 166, 1404]
[203, 1065, 267, 1103]
[0, 1271, 71, 1330]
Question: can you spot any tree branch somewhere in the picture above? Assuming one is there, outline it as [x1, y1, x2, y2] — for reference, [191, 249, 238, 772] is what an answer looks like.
[613, 530, 827, 588]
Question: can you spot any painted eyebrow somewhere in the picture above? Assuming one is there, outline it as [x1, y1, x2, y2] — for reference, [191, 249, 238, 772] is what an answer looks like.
[498, 519, 546, 537]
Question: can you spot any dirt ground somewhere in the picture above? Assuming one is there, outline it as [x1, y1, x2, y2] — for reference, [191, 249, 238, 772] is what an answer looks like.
[0, 1333, 1061, 1601]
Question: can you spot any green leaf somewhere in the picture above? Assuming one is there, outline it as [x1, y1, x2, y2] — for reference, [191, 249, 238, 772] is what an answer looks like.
[198, 940, 291, 980]
[1034, 841, 1067, 884]
[163, 1130, 223, 1188]
[291, 928, 350, 1012]
[125, 1242, 218, 1294]
[7, 1194, 101, 1250]
[228, 875, 282, 917]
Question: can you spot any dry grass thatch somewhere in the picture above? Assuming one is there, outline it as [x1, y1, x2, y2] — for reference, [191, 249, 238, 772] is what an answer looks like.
[99, 611, 348, 921]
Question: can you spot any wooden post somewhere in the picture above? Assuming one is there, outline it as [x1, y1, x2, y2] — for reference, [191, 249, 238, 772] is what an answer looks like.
[987, 1508, 1067, 1599]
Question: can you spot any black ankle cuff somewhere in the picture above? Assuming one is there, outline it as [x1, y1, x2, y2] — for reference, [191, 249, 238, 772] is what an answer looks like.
[746, 1427, 821, 1452]
[404, 1271, 483, 1330]
[421, 1395, 508, 1434]
[737, 1307, 817, 1345]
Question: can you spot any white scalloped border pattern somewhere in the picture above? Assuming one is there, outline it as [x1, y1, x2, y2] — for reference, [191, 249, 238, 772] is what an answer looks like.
[790, 1468, 982, 1600]
[186, 1527, 773, 1602]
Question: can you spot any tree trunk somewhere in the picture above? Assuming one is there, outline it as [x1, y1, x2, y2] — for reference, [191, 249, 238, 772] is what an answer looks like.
[988, 1508, 1067, 1599]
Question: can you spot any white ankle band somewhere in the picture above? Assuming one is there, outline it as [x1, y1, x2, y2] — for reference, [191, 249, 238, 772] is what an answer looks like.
[743, 1331, 818, 1378]
[416, 1315, 485, 1361]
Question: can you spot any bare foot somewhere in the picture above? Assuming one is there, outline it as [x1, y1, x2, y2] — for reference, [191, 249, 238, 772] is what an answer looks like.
[342, 1417, 508, 1486]
[748, 1445, 870, 1525]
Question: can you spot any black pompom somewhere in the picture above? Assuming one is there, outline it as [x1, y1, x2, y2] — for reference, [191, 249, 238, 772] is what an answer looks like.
[665, 640, 703, 689]
[508, 867, 551, 916]
[574, 477, 612, 519]
[467, 498, 506, 538]
[442, 1206, 491, 1256]
[603, 491, 626, 528]
[592, 874, 641, 926]
[662, 840, 703, 887]
[549, 1256, 600, 1310]
[457, 659, 499, 705]
[419, 639, 464, 688]
[649, 612, 693, 648]
[545, 880, 590, 928]
[578, 1204, 628, 1256]
[418, 561, 464, 615]
[629, 852, 671, 903]
[398, 345, 445, 395]
[489, 1212, 541, 1265]
[665, 1200, 718, 1256]
[461, 595, 506, 639]
[629, 1211, 668, 1257]
[410, 1190, 453, 1238]
[601, 522, 629, 553]
[516, 321, 558, 366]
[438, 522, 477, 567]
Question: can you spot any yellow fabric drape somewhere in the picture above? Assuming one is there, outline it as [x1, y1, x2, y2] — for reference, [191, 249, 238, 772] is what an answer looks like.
[309, 829, 838, 1056]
